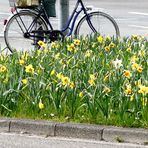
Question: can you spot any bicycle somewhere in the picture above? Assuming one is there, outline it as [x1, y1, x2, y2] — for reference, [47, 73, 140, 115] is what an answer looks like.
[4, 0, 120, 52]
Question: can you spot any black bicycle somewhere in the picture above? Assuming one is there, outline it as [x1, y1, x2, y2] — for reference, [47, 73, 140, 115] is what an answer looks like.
[4, 0, 120, 52]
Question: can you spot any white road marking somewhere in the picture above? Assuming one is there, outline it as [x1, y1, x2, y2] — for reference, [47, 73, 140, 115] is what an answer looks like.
[0, 34, 4, 37]
[128, 11, 148, 16]
[116, 18, 137, 21]
[128, 25, 148, 29]
[0, 12, 10, 15]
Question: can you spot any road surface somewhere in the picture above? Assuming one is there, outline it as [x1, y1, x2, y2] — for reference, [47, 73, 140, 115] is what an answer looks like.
[0, 132, 147, 148]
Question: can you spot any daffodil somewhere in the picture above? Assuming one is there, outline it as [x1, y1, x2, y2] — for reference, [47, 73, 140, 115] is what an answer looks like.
[19, 59, 25, 65]
[138, 50, 145, 57]
[67, 43, 75, 52]
[109, 42, 116, 48]
[130, 55, 139, 63]
[132, 35, 138, 40]
[51, 42, 56, 48]
[102, 86, 111, 94]
[132, 63, 139, 70]
[21, 79, 28, 85]
[85, 50, 92, 58]
[39, 99, 44, 109]
[79, 92, 84, 98]
[97, 36, 104, 44]
[90, 74, 96, 80]
[113, 58, 123, 69]
[0, 65, 7, 73]
[138, 85, 148, 96]
[51, 41, 60, 49]
[25, 64, 34, 74]
[73, 39, 81, 46]
[55, 53, 60, 60]
[61, 76, 70, 86]
[123, 70, 132, 79]
[136, 66, 143, 73]
[125, 84, 132, 95]
[50, 69, 56, 76]
[56, 73, 64, 80]
[70, 82, 75, 89]
[105, 46, 110, 52]
[126, 47, 132, 52]
[38, 40, 47, 48]
[88, 79, 95, 86]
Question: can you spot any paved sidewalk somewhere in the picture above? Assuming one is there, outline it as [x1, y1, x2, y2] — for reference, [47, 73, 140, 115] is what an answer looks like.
[0, 118, 148, 147]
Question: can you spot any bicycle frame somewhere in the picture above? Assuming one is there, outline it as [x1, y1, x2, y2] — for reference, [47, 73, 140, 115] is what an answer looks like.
[5, 0, 120, 52]
[60, 0, 97, 36]
[8, 0, 97, 39]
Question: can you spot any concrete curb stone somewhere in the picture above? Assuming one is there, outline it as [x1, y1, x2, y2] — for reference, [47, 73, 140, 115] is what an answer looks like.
[103, 127, 148, 145]
[55, 122, 105, 140]
[0, 118, 11, 132]
[9, 118, 57, 136]
[0, 118, 148, 146]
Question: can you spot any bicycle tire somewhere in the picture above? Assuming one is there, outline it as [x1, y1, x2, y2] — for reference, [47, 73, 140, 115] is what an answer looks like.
[4, 11, 48, 52]
[75, 11, 120, 38]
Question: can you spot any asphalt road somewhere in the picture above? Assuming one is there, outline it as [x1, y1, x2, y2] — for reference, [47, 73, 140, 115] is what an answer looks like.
[1, 0, 148, 49]
[0, 132, 147, 148]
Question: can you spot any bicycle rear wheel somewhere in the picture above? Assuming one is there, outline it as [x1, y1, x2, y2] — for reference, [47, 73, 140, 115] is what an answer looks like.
[4, 11, 48, 52]
[75, 11, 120, 38]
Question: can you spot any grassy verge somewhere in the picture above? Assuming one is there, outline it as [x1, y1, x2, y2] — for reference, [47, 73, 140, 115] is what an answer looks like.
[0, 35, 148, 128]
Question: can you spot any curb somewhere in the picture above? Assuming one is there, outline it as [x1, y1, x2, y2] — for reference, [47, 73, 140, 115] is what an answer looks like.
[55, 122, 105, 140]
[0, 118, 148, 146]
[103, 127, 148, 145]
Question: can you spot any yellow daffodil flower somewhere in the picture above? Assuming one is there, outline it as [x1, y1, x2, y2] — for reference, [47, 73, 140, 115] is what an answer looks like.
[67, 43, 75, 52]
[123, 70, 132, 78]
[105, 46, 110, 52]
[50, 69, 56, 76]
[138, 85, 148, 96]
[79, 92, 84, 98]
[88, 79, 95, 86]
[19, 59, 25, 65]
[61, 76, 70, 86]
[39, 99, 44, 109]
[21, 79, 28, 85]
[97, 36, 104, 44]
[137, 66, 143, 73]
[125, 84, 132, 95]
[25, 64, 34, 74]
[0, 65, 7, 73]
[73, 39, 81, 46]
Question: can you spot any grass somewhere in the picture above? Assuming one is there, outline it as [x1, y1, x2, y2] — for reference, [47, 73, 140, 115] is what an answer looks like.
[0, 35, 148, 128]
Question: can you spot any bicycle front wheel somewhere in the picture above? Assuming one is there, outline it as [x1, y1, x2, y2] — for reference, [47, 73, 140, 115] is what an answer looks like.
[75, 11, 120, 38]
[4, 11, 48, 52]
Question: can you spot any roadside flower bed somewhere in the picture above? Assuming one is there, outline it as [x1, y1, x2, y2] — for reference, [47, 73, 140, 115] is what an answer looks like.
[0, 35, 147, 127]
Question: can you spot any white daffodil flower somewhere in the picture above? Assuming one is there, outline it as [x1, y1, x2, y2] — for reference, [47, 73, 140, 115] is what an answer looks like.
[113, 58, 123, 69]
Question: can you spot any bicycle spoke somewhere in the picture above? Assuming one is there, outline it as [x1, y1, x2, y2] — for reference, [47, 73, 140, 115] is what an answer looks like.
[4, 11, 48, 52]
